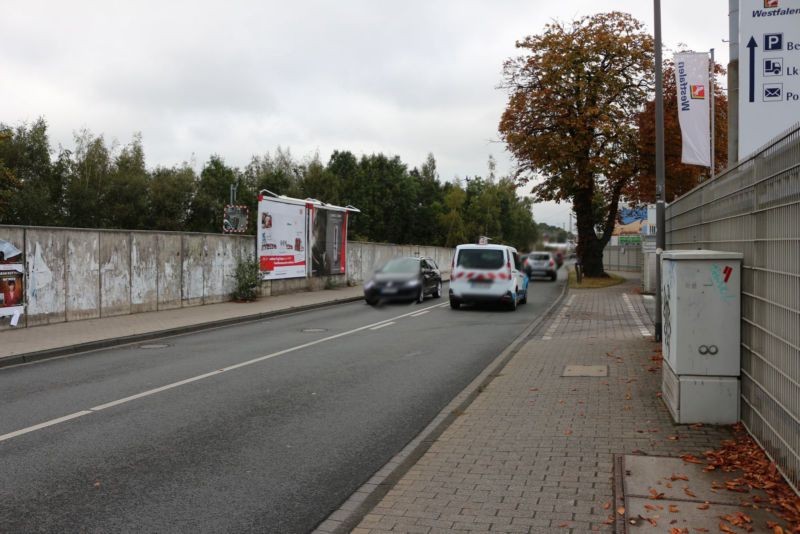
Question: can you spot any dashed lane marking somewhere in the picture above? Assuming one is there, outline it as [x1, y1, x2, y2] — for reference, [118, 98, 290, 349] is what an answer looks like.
[0, 302, 446, 444]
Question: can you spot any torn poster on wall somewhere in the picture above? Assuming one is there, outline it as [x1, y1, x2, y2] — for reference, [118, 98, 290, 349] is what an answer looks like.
[0, 238, 25, 327]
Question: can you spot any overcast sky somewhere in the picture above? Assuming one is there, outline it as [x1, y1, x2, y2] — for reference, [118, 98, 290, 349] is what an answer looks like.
[1, 1, 731, 228]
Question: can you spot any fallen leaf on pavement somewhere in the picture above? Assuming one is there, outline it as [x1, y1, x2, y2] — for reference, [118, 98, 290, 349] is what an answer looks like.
[649, 488, 665, 500]
[669, 504, 680, 513]
[602, 501, 611, 510]
[692, 528, 709, 533]
[697, 503, 710, 510]
[671, 473, 690, 481]
[719, 523, 736, 533]
[680, 453, 704, 464]
[564, 429, 573, 435]
[616, 506, 625, 516]
[557, 522, 570, 528]
[644, 504, 659, 511]
[683, 487, 697, 498]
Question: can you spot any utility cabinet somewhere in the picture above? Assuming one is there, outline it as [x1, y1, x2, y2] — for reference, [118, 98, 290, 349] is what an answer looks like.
[660, 250, 743, 424]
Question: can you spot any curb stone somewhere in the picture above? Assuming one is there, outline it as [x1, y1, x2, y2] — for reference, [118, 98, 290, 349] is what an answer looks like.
[313, 278, 571, 534]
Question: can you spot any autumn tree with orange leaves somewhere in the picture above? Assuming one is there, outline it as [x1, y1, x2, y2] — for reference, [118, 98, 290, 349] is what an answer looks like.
[499, 12, 654, 277]
[628, 59, 728, 204]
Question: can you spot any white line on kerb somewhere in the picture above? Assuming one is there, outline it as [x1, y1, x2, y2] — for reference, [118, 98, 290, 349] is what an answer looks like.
[622, 293, 651, 337]
[0, 302, 444, 444]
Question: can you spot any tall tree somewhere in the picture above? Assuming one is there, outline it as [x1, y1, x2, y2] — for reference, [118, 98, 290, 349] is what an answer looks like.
[187, 155, 238, 233]
[106, 133, 150, 229]
[499, 12, 654, 276]
[439, 182, 468, 248]
[149, 164, 196, 231]
[65, 130, 111, 228]
[629, 60, 728, 203]
[0, 118, 66, 225]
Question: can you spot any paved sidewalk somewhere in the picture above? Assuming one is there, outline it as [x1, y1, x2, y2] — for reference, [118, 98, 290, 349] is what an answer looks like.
[347, 277, 735, 533]
[0, 285, 364, 366]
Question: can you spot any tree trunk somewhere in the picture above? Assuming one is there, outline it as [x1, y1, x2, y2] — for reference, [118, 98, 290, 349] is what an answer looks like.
[573, 186, 607, 278]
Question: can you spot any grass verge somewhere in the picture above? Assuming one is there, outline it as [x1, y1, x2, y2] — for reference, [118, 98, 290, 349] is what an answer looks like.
[568, 268, 625, 289]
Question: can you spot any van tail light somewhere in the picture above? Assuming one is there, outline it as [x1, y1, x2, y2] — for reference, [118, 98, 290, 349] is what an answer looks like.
[507, 260, 512, 277]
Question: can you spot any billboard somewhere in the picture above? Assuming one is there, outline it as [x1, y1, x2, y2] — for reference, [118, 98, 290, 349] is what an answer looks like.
[257, 197, 308, 280]
[311, 208, 347, 276]
[738, 0, 800, 158]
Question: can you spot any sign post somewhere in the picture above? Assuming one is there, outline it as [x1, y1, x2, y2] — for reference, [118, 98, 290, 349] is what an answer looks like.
[738, 0, 800, 159]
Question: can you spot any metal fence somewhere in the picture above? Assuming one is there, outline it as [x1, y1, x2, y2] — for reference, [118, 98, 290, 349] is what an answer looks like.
[665, 123, 800, 493]
[603, 245, 643, 272]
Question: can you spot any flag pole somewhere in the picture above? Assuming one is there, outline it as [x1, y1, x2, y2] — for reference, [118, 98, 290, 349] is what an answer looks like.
[710, 48, 716, 179]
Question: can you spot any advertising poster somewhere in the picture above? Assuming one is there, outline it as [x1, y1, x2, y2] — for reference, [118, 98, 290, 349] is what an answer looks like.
[312, 208, 347, 276]
[257, 198, 308, 280]
[0, 238, 25, 326]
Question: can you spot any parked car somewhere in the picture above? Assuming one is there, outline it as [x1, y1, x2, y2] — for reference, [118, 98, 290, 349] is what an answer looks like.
[449, 243, 528, 310]
[526, 251, 558, 281]
[363, 256, 442, 305]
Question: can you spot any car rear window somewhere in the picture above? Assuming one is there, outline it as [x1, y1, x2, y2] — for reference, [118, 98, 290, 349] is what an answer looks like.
[457, 249, 505, 269]
[532, 253, 550, 261]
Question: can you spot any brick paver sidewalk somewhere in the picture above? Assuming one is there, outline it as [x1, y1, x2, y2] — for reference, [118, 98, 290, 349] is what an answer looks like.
[351, 278, 732, 533]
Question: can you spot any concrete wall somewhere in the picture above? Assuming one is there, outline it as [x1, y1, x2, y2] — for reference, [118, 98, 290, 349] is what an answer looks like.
[0, 226, 453, 329]
[345, 242, 454, 283]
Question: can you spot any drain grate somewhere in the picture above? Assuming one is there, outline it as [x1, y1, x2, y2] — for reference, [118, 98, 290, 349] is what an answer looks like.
[562, 365, 608, 377]
[139, 343, 170, 349]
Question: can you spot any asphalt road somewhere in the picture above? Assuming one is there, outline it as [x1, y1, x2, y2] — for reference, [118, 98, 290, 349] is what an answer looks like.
[0, 274, 564, 533]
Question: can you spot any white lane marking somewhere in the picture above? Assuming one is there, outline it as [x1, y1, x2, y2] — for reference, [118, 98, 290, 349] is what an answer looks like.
[369, 321, 396, 331]
[410, 310, 430, 317]
[0, 411, 93, 443]
[622, 293, 651, 337]
[542, 294, 575, 340]
[0, 301, 446, 444]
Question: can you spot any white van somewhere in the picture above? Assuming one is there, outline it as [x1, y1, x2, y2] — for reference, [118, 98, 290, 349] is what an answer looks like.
[449, 243, 529, 310]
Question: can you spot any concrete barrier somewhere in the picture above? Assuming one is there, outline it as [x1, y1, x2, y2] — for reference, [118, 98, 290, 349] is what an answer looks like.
[0, 225, 453, 329]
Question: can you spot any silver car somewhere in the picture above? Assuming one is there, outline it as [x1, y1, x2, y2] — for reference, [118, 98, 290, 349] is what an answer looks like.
[524, 251, 558, 281]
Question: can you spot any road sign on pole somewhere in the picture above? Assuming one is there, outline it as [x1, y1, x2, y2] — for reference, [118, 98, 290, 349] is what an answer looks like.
[738, 0, 800, 159]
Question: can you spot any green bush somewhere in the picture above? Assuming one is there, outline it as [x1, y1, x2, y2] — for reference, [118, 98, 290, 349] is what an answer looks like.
[233, 256, 260, 301]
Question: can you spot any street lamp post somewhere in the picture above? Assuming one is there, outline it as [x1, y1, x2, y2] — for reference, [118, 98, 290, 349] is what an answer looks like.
[654, 0, 666, 342]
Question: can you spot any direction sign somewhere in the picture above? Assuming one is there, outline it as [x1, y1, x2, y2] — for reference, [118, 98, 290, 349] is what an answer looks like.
[738, 0, 800, 158]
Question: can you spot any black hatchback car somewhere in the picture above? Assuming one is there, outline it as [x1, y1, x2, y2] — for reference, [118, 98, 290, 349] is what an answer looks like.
[364, 256, 443, 305]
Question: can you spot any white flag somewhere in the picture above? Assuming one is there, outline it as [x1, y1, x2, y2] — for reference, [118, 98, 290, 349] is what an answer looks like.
[674, 52, 710, 167]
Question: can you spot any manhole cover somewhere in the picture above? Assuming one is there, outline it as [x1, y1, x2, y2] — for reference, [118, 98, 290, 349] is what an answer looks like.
[562, 365, 608, 377]
[301, 328, 327, 333]
[139, 343, 170, 349]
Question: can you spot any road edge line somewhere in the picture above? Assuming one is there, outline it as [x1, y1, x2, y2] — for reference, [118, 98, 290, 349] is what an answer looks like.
[314, 278, 570, 534]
